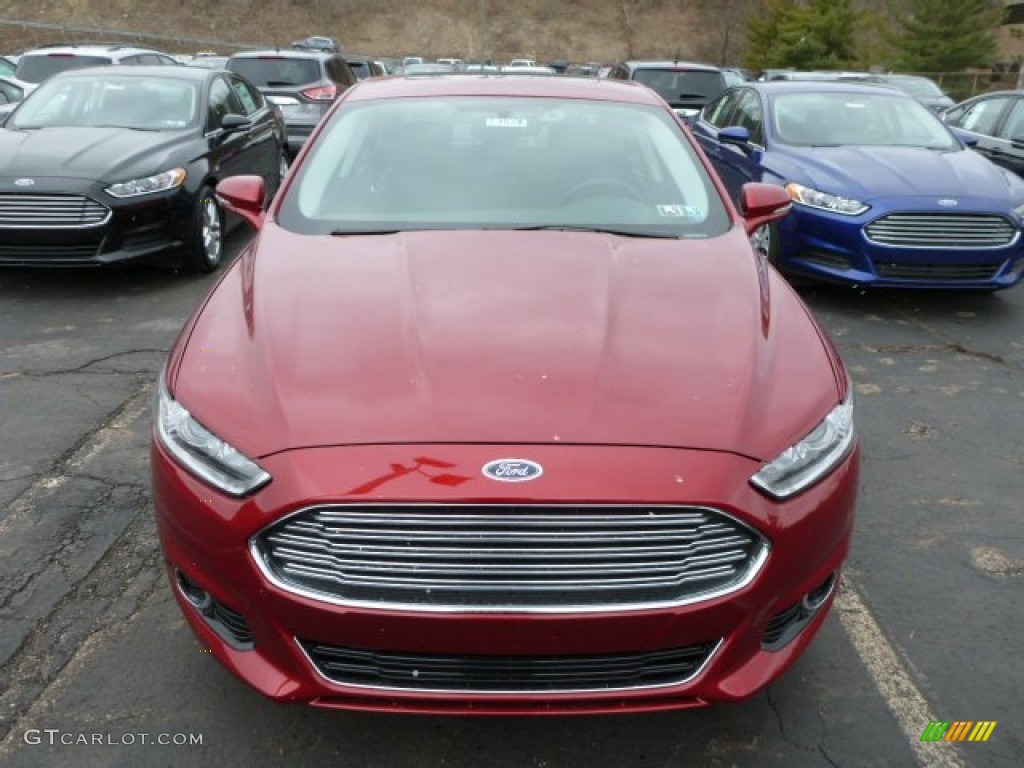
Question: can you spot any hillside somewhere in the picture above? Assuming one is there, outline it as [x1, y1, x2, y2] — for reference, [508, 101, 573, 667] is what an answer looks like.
[0, 0, 728, 65]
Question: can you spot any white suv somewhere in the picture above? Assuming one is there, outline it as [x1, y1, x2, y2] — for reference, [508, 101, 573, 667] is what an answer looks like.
[12, 43, 178, 93]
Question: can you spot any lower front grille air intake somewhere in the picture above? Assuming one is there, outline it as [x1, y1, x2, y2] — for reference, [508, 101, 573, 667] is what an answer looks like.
[300, 640, 720, 692]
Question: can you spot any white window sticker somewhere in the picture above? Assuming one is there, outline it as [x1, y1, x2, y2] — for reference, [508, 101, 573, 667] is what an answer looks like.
[486, 117, 529, 128]
[657, 204, 703, 219]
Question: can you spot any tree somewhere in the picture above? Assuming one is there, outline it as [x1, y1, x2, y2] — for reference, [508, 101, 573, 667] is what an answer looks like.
[887, 0, 1004, 72]
[694, 0, 756, 65]
[745, 0, 863, 71]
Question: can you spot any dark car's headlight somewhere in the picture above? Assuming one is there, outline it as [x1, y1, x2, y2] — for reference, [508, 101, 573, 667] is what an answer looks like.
[751, 394, 855, 499]
[155, 374, 270, 497]
[106, 168, 186, 198]
[786, 182, 868, 216]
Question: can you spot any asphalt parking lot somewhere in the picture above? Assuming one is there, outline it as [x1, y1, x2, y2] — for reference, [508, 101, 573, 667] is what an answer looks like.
[0, 231, 1021, 767]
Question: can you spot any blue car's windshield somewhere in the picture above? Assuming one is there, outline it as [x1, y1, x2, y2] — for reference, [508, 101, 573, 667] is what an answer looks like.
[772, 91, 958, 150]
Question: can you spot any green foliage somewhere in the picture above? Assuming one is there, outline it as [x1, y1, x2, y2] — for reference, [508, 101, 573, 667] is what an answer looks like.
[745, 0, 863, 71]
[887, 0, 1003, 72]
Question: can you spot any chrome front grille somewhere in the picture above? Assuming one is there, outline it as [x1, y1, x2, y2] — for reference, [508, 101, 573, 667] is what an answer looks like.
[253, 505, 768, 612]
[0, 194, 111, 228]
[864, 213, 1018, 249]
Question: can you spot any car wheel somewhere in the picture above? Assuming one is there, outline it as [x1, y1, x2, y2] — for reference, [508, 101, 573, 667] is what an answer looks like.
[278, 150, 290, 187]
[750, 221, 779, 265]
[184, 187, 224, 273]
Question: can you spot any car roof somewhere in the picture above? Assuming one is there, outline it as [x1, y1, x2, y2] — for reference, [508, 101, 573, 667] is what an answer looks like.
[52, 64, 215, 81]
[21, 43, 165, 56]
[749, 80, 912, 97]
[230, 49, 336, 60]
[624, 60, 722, 72]
[344, 74, 666, 105]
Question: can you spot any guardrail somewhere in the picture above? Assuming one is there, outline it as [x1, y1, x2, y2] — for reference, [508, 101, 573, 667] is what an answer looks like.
[0, 16, 261, 52]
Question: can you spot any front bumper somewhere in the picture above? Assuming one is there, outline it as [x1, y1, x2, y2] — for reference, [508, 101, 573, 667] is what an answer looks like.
[152, 441, 859, 714]
[0, 179, 193, 267]
[776, 204, 1024, 290]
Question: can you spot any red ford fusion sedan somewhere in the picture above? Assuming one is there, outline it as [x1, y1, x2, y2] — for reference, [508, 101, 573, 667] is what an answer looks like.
[151, 74, 859, 714]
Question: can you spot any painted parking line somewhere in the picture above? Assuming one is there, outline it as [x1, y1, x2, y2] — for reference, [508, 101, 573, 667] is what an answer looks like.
[837, 574, 966, 768]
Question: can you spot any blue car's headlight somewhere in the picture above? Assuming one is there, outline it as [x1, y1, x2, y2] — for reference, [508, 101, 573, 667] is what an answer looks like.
[751, 394, 855, 499]
[786, 182, 869, 216]
[155, 373, 271, 497]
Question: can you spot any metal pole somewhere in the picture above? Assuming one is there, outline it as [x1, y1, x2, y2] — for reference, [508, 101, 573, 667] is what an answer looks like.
[478, 0, 487, 60]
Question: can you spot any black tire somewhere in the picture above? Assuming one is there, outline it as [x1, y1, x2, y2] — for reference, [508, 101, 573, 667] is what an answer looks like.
[183, 187, 224, 274]
[750, 221, 779, 266]
[273, 149, 290, 197]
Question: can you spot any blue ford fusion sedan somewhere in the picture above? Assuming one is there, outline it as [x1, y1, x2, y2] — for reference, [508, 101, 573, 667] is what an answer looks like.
[692, 81, 1024, 290]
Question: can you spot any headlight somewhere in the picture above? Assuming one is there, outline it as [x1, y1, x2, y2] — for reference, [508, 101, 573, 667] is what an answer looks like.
[751, 394, 855, 499]
[155, 373, 270, 497]
[786, 182, 868, 216]
[105, 168, 186, 198]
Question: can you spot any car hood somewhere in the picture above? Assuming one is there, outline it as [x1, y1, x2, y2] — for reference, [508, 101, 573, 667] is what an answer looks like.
[769, 144, 1020, 205]
[0, 126, 191, 181]
[172, 226, 840, 461]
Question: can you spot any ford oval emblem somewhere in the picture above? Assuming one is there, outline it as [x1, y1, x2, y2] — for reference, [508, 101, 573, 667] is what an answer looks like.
[13, 178, 35, 187]
[937, 198, 958, 207]
[482, 458, 543, 483]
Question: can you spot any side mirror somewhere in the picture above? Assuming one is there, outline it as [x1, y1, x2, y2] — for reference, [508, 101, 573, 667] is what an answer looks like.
[719, 125, 751, 147]
[220, 113, 251, 133]
[216, 175, 265, 231]
[950, 127, 978, 148]
[739, 182, 791, 235]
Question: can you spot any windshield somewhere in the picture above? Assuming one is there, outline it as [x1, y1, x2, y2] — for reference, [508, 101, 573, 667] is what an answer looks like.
[14, 54, 113, 84]
[772, 91, 958, 149]
[277, 97, 730, 238]
[632, 69, 726, 103]
[12, 75, 199, 130]
[228, 57, 320, 86]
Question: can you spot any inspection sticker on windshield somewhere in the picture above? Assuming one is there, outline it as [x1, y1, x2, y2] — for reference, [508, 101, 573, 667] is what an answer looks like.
[657, 204, 703, 219]
[486, 117, 529, 128]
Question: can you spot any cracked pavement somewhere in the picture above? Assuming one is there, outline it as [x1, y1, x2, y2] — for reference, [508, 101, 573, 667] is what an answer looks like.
[0, 249, 1021, 766]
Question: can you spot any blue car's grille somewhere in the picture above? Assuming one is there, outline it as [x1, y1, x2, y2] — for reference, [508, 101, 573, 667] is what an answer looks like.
[864, 213, 1018, 249]
[874, 262, 1002, 281]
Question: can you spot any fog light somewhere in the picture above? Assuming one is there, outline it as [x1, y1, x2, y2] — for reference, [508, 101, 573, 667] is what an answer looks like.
[802, 572, 837, 612]
[177, 570, 212, 613]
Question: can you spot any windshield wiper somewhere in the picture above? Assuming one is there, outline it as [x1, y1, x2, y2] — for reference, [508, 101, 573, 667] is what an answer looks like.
[508, 225, 681, 239]
[264, 80, 299, 87]
[330, 228, 403, 236]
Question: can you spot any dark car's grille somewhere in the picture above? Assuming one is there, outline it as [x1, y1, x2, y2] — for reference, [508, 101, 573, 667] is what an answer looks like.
[864, 213, 1018, 249]
[873, 261, 1003, 281]
[253, 505, 767, 611]
[0, 194, 111, 228]
[300, 640, 719, 692]
[0, 242, 101, 263]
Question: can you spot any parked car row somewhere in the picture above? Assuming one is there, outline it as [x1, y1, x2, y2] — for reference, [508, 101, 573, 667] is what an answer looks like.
[1, 36, 1023, 293]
